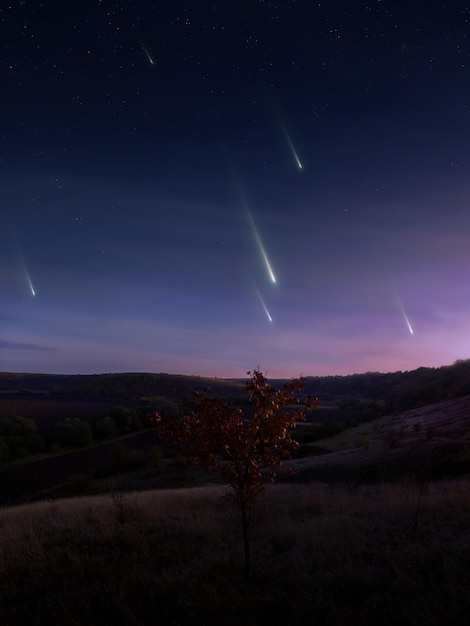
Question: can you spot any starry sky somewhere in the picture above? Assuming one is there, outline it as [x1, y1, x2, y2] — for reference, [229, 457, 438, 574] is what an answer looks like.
[1, 1, 470, 378]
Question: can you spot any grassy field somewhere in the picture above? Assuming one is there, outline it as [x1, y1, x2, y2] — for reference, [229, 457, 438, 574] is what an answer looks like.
[1, 371, 469, 623]
[1, 478, 469, 625]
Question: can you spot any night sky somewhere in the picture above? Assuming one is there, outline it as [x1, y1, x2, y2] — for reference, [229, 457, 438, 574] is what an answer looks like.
[2, 1, 470, 378]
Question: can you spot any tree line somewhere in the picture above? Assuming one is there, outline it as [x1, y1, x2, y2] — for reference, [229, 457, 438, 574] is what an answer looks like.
[0, 396, 180, 464]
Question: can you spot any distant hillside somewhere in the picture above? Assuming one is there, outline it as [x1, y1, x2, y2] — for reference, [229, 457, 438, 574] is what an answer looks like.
[0, 363, 469, 504]
[0, 372, 87, 394]
[288, 392, 470, 484]
[302, 359, 470, 410]
[1, 359, 469, 410]
[0, 372, 246, 401]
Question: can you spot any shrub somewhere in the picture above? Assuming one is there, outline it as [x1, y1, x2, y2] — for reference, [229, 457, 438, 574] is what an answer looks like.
[147, 445, 163, 468]
[93, 416, 117, 439]
[54, 418, 93, 447]
[0, 436, 9, 463]
[140, 396, 181, 419]
[0, 416, 45, 458]
[112, 441, 147, 471]
[100, 408, 142, 435]
[62, 473, 94, 496]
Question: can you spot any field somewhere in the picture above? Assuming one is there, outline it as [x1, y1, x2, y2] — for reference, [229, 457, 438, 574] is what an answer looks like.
[1, 479, 469, 625]
[1, 367, 469, 624]
[1, 390, 469, 505]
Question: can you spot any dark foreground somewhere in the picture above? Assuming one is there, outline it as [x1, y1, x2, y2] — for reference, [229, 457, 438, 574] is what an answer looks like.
[0, 479, 469, 626]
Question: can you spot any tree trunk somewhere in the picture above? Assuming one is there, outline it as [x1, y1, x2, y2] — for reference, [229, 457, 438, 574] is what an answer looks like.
[241, 499, 251, 580]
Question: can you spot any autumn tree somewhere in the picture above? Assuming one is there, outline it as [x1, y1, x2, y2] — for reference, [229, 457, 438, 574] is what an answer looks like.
[153, 369, 318, 578]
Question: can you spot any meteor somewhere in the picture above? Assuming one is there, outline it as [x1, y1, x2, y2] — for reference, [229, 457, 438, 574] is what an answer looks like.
[19, 251, 36, 296]
[246, 207, 277, 284]
[276, 112, 303, 170]
[396, 293, 414, 335]
[26, 271, 36, 297]
[143, 46, 155, 66]
[236, 184, 277, 284]
[134, 27, 155, 66]
[256, 287, 273, 322]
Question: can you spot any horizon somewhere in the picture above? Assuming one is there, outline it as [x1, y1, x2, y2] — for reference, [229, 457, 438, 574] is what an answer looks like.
[1, 357, 467, 381]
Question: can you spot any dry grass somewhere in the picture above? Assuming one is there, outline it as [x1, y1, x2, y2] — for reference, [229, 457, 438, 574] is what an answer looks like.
[1, 478, 470, 625]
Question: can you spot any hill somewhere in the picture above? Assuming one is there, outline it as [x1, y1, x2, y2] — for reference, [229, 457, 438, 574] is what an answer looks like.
[0, 364, 470, 625]
[1, 479, 469, 625]
[288, 393, 470, 484]
[301, 359, 470, 410]
[0, 371, 247, 401]
[0, 361, 469, 504]
[1, 359, 469, 408]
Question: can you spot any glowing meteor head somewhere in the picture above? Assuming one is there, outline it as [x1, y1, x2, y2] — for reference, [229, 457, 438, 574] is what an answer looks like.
[18, 250, 36, 297]
[255, 285, 273, 322]
[394, 291, 414, 335]
[244, 205, 277, 284]
[275, 110, 303, 171]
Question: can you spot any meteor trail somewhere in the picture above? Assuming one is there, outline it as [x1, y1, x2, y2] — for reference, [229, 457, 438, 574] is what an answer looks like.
[143, 47, 155, 65]
[236, 184, 277, 283]
[247, 209, 277, 283]
[134, 27, 155, 66]
[26, 272, 36, 297]
[276, 112, 303, 170]
[255, 287, 273, 322]
[19, 251, 36, 296]
[396, 293, 414, 335]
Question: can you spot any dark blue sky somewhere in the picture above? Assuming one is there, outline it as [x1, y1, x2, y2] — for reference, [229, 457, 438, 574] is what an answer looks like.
[2, 1, 470, 376]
